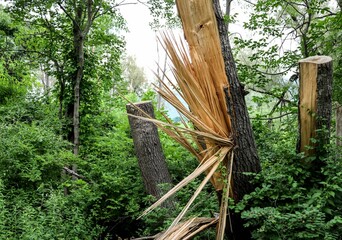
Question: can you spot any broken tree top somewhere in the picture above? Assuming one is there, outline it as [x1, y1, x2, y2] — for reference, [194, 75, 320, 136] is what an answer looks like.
[299, 55, 332, 64]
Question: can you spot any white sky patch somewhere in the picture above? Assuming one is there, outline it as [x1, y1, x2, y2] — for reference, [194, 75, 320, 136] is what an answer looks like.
[118, 3, 160, 82]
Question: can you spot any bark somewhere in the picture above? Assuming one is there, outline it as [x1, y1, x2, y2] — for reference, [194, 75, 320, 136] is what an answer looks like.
[337, 104, 342, 147]
[175, 0, 260, 238]
[70, 1, 94, 170]
[126, 101, 173, 205]
[72, 26, 84, 158]
[213, 0, 261, 202]
[225, 0, 233, 30]
[59, 80, 65, 120]
[297, 56, 333, 156]
[213, 1, 261, 239]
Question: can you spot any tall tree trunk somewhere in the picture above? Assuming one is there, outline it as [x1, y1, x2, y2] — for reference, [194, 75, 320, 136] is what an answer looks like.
[213, 1, 261, 239]
[59, 80, 65, 120]
[73, 29, 84, 158]
[337, 104, 342, 147]
[126, 101, 173, 207]
[213, 0, 261, 202]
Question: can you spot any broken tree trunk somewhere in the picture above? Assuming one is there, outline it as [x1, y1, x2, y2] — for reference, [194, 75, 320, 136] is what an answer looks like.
[176, 0, 261, 238]
[213, 1, 261, 239]
[175, 0, 232, 193]
[297, 56, 333, 157]
[212, 0, 261, 202]
[126, 101, 173, 207]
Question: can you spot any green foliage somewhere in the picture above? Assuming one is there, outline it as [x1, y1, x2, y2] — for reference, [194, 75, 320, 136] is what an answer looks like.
[0, 98, 71, 186]
[0, 1, 340, 239]
[0, 188, 103, 240]
[235, 119, 342, 239]
[121, 55, 148, 96]
[146, 0, 180, 29]
[233, 0, 341, 116]
[0, 96, 106, 239]
[0, 8, 34, 103]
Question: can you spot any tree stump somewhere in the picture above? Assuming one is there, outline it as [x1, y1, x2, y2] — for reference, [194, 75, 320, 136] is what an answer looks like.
[126, 101, 173, 204]
[298, 56, 333, 156]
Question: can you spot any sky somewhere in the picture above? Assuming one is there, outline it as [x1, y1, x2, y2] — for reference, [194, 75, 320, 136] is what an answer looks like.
[118, 3, 162, 82]
[117, 1, 249, 116]
[118, 1, 251, 82]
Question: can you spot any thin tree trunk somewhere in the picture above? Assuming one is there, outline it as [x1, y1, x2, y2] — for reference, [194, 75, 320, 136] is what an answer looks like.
[337, 104, 342, 147]
[225, 0, 233, 30]
[73, 29, 84, 158]
[213, 1, 261, 239]
[59, 80, 65, 120]
[126, 101, 173, 207]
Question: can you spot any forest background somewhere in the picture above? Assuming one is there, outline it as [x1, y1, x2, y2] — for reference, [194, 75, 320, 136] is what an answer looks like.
[0, 0, 341, 239]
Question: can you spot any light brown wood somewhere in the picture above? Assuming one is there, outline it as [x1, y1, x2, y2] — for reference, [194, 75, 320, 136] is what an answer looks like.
[298, 56, 333, 155]
[176, 0, 231, 135]
[175, 0, 233, 192]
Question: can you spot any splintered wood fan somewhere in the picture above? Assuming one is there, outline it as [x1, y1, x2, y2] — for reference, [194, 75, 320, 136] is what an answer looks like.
[126, 1, 237, 239]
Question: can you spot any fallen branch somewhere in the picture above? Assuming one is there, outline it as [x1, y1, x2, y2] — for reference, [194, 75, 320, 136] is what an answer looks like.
[62, 166, 91, 183]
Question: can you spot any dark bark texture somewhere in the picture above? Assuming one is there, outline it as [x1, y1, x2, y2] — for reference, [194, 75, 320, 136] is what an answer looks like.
[126, 101, 173, 201]
[213, 1, 261, 239]
[213, 0, 261, 202]
[337, 104, 342, 147]
[316, 61, 333, 155]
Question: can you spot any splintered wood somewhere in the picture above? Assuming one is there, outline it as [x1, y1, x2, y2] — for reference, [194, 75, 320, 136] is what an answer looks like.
[176, 0, 231, 136]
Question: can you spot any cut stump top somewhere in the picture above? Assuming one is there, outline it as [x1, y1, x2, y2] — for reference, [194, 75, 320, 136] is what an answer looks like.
[299, 55, 332, 64]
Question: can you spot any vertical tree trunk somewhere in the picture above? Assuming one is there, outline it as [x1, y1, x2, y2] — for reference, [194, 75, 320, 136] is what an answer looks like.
[297, 56, 333, 156]
[175, 0, 260, 238]
[337, 104, 342, 147]
[225, 0, 233, 30]
[72, 27, 84, 158]
[213, 0, 261, 202]
[126, 101, 173, 205]
[213, 1, 261, 239]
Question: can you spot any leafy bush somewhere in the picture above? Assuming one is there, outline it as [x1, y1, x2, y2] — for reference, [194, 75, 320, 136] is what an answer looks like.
[235, 120, 342, 239]
[0, 96, 104, 239]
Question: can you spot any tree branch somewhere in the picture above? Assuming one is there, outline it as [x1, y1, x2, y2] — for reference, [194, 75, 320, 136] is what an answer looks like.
[248, 87, 295, 105]
[57, 1, 77, 27]
[84, 0, 94, 35]
[63, 166, 91, 183]
[256, 63, 297, 76]
[250, 112, 294, 121]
